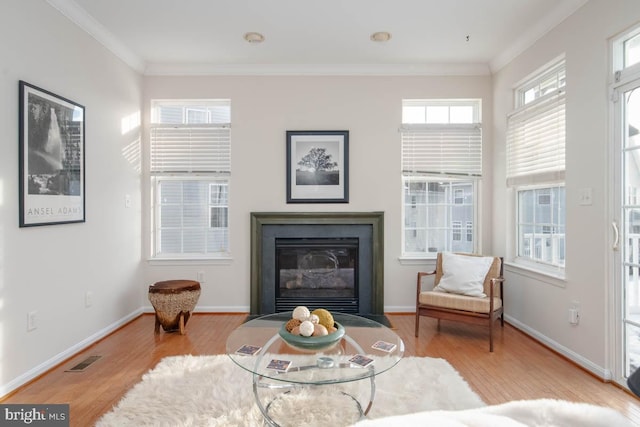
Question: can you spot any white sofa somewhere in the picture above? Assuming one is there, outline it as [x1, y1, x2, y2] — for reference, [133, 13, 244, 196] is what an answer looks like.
[353, 399, 633, 427]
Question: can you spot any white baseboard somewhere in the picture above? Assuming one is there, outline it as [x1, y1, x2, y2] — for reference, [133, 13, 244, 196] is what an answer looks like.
[0, 308, 143, 398]
[143, 305, 250, 313]
[384, 306, 415, 313]
[505, 315, 611, 380]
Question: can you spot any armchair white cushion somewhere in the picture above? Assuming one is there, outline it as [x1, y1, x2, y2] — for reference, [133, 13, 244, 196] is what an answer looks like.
[434, 252, 494, 298]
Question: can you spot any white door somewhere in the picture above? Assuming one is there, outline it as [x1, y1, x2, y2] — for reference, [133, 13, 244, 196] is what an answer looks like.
[615, 79, 640, 385]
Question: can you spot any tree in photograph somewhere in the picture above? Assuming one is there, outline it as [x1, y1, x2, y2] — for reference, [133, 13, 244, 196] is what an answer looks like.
[297, 147, 337, 172]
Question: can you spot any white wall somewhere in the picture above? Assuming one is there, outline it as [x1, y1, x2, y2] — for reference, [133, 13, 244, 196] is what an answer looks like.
[0, 0, 143, 394]
[492, 0, 640, 376]
[142, 75, 493, 313]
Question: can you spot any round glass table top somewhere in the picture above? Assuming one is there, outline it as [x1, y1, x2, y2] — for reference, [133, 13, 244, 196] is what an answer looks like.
[226, 312, 405, 385]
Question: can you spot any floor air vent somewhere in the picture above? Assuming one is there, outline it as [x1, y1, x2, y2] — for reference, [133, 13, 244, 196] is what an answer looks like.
[66, 355, 101, 372]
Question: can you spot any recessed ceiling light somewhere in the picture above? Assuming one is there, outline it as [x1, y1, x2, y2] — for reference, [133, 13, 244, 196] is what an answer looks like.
[370, 31, 392, 42]
[244, 32, 265, 43]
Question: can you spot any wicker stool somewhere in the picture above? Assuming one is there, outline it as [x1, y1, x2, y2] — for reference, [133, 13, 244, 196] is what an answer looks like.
[148, 280, 201, 335]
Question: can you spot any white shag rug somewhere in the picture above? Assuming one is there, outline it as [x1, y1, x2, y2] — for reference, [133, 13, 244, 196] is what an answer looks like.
[96, 354, 484, 427]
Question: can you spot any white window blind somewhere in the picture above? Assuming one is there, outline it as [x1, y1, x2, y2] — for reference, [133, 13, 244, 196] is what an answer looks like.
[506, 88, 565, 186]
[401, 123, 482, 177]
[150, 124, 231, 175]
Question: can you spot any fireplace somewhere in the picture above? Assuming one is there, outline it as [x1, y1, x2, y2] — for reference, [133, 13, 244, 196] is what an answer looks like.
[250, 212, 384, 316]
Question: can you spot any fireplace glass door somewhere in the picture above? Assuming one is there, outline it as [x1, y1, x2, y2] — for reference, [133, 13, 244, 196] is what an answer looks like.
[275, 238, 358, 313]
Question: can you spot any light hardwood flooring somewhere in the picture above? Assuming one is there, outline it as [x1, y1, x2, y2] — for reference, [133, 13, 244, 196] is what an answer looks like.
[3, 313, 640, 426]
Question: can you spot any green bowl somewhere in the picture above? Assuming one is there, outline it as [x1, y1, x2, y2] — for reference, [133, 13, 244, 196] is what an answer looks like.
[278, 321, 345, 350]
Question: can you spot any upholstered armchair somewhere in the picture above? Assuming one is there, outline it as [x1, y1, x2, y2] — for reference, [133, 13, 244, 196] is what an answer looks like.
[415, 252, 504, 352]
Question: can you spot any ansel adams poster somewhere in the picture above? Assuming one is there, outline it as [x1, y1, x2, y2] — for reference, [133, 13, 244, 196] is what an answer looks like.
[19, 81, 85, 226]
[286, 130, 349, 203]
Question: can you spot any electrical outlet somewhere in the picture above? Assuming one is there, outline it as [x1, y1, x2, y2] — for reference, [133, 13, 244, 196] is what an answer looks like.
[197, 271, 205, 283]
[27, 311, 37, 331]
[125, 194, 131, 208]
[85, 291, 93, 308]
[569, 300, 580, 325]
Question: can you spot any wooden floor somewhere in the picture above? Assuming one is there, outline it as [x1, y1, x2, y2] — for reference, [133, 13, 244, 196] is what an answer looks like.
[3, 313, 640, 426]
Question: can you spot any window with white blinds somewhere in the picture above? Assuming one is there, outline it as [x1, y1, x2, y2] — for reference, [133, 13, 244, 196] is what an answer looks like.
[507, 60, 566, 186]
[508, 60, 566, 270]
[150, 100, 231, 259]
[401, 99, 481, 257]
[401, 123, 482, 177]
[150, 125, 231, 175]
[401, 99, 482, 178]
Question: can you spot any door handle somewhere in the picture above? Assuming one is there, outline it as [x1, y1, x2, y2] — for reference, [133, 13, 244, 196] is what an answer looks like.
[612, 221, 620, 251]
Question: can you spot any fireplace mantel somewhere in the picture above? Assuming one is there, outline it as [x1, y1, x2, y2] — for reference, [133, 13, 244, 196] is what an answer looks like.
[250, 212, 384, 315]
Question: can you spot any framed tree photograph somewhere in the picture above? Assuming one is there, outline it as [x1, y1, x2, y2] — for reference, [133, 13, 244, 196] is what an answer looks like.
[286, 130, 349, 203]
[19, 81, 85, 227]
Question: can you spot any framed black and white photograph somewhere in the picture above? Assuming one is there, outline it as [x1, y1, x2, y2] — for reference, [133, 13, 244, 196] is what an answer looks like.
[19, 81, 85, 227]
[286, 130, 349, 203]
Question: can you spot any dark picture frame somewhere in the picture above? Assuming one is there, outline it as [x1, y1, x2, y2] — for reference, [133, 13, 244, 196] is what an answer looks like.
[19, 81, 85, 227]
[286, 130, 349, 203]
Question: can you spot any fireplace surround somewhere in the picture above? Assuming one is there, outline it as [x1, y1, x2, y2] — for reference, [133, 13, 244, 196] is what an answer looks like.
[250, 212, 384, 316]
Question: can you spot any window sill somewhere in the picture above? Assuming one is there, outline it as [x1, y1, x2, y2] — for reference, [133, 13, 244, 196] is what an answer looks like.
[398, 255, 437, 266]
[147, 256, 233, 266]
[503, 260, 566, 288]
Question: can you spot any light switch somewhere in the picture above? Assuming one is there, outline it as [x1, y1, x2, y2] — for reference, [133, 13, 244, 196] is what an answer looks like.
[579, 188, 592, 206]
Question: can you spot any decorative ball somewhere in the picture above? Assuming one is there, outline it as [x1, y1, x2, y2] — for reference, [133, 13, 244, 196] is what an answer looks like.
[299, 320, 314, 337]
[308, 314, 320, 324]
[292, 306, 311, 321]
[313, 323, 328, 336]
[285, 318, 301, 332]
[311, 308, 334, 330]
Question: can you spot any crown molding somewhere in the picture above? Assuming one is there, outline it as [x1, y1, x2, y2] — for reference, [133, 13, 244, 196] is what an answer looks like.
[143, 62, 491, 77]
[46, 0, 145, 73]
[489, 0, 588, 73]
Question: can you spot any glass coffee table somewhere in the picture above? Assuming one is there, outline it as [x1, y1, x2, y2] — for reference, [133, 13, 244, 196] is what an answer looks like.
[226, 312, 404, 427]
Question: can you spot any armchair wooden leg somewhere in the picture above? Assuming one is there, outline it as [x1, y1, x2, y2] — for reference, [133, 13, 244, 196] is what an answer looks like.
[489, 328, 493, 353]
[489, 321, 494, 352]
[415, 312, 420, 337]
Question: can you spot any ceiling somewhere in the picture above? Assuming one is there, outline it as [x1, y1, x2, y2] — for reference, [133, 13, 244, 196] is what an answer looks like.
[47, 0, 588, 76]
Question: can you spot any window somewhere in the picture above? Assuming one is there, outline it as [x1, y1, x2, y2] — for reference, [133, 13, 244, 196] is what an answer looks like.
[454, 188, 464, 204]
[613, 25, 640, 78]
[401, 99, 481, 257]
[507, 59, 566, 268]
[625, 33, 640, 69]
[517, 186, 565, 266]
[150, 100, 231, 259]
[452, 221, 462, 241]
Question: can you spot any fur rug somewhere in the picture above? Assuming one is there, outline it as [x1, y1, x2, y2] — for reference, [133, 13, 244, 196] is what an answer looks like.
[96, 355, 484, 426]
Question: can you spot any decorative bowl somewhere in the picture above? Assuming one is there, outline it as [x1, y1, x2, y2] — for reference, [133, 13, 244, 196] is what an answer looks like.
[278, 322, 345, 350]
